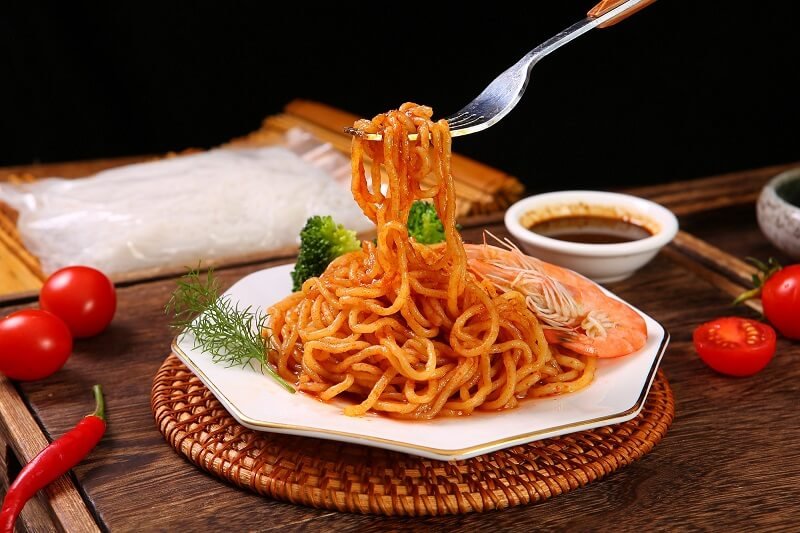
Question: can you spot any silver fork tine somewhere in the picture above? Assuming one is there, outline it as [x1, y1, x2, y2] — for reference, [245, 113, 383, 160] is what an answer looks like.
[448, 114, 484, 129]
[446, 111, 470, 122]
[445, 113, 479, 128]
[345, 0, 655, 142]
[445, 108, 479, 122]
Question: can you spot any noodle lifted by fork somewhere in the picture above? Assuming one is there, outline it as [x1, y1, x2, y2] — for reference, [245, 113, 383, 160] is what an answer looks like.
[268, 103, 595, 419]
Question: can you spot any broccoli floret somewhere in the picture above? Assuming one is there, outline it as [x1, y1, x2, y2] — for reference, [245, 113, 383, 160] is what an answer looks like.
[291, 215, 361, 291]
[407, 200, 447, 244]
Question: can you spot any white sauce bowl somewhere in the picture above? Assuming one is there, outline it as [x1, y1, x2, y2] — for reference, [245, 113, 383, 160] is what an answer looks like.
[504, 191, 679, 283]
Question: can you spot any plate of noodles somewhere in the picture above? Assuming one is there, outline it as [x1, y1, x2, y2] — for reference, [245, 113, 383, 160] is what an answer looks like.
[172, 263, 667, 460]
[172, 103, 669, 460]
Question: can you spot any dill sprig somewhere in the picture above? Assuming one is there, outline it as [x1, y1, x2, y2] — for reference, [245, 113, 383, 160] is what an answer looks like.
[165, 267, 295, 393]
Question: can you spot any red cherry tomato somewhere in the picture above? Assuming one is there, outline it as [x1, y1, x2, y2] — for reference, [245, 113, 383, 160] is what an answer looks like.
[762, 264, 800, 340]
[0, 310, 72, 381]
[693, 317, 776, 377]
[39, 266, 116, 338]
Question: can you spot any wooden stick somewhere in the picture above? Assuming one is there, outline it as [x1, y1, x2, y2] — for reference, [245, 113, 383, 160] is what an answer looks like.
[0, 217, 45, 281]
[284, 99, 522, 195]
[671, 231, 757, 288]
[284, 99, 507, 192]
[264, 115, 481, 211]
[0, 240, 43, 293]
[264, 114, 493, 205]
[662, 247, 762, 314]
[663, 233, 763, 314]
[0, 155, 154, 182]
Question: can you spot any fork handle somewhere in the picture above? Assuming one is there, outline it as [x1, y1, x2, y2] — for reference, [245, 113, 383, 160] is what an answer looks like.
[588, 0, 657, 28]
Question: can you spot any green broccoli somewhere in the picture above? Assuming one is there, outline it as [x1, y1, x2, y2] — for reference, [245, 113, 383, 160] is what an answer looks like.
[407, 200, 447, 244]
[291, 215, 361, 291]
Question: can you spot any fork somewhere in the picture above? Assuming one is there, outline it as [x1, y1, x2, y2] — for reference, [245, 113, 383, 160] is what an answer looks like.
[345, 0, 656, 141]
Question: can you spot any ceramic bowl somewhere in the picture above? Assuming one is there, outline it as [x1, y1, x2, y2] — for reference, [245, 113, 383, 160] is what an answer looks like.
[504, 191, 679, 283]
[757, 168, 800, 259]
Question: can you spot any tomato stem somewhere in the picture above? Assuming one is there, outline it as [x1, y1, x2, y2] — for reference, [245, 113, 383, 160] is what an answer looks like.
[91, 384, 105, 421]
[734, 257, 783, 309]
[732, 287, 761, 307]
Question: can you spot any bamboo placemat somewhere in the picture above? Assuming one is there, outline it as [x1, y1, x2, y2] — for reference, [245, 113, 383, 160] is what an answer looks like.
[0, 100, 525, 295]
[151, 354, 674, 516]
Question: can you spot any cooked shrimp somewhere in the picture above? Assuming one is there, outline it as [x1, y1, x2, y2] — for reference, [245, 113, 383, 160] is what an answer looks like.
[464, 236, 647, 358]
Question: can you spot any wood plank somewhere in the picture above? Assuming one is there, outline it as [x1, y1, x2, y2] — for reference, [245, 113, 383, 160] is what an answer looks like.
[0, 437, 58, 532]
[0, 376, 99, 532]
[0, 99, 796, 529]
[4, 216, 799, 531]
[626, 161, 800, 215]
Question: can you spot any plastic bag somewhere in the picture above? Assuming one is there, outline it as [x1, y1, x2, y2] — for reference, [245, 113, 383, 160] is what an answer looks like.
[0, 132, 371, 276]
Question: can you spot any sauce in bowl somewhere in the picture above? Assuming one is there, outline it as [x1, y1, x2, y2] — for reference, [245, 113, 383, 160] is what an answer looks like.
[506, 191, 679, 283]
[527, 215, 653, 244]
[519, 201, 661, 246]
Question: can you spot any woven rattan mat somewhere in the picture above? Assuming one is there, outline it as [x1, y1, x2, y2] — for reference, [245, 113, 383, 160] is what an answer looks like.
[152, 354, 674, 516]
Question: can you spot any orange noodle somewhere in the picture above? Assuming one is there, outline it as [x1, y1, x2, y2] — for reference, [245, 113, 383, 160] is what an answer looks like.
[268, 103, 596, 418]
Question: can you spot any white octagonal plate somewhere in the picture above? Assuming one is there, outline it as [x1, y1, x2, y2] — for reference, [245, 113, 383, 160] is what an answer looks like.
[173, 263, 668, 461]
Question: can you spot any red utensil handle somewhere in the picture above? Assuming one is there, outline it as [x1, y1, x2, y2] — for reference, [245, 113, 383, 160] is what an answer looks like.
[588, 0, 657, 28]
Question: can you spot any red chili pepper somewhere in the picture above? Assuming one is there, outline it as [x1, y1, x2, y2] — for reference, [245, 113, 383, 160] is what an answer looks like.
[0, 384, 105, 533]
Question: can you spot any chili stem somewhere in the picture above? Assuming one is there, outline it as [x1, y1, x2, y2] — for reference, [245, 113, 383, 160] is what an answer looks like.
[92, 384, 105, 421]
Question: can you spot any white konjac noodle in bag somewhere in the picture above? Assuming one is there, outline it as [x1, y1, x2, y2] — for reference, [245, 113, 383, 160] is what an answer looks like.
[0, 145, 372, 276]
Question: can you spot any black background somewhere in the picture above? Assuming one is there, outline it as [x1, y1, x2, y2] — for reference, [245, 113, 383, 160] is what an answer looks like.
[2, 1, 798, 190]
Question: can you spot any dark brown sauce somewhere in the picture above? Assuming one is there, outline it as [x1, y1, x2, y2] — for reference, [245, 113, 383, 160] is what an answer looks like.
[527, 215, 652, 244]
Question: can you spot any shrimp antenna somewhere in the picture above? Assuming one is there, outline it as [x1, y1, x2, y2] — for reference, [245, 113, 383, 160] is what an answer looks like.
[483, 231, 522, 253]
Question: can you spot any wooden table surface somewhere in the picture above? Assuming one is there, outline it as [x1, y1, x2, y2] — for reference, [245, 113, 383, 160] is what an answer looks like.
[1, 162, 800, 531]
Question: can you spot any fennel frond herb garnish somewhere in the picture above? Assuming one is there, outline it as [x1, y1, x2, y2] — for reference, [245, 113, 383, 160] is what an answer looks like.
[165, 268, 295, 393]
